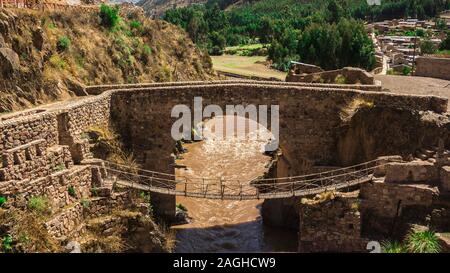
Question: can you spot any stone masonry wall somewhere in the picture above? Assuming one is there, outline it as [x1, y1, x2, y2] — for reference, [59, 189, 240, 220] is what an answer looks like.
[298, 192, 368, 253]
[415, 56, 450, 81]
[360, 178, 439, 237]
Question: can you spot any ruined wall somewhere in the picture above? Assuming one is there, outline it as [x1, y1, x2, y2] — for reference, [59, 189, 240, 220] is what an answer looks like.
[416, 56, 450, 81]
[360, 179, 439, 237]
[298, 193, 368, 253]
[286, 67, 376, 85]
[337, 108, 450, 166]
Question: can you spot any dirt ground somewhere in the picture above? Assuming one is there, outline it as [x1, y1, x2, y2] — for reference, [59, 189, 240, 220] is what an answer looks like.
[211, 55, 287, 80]
[375, 75, 450, 111]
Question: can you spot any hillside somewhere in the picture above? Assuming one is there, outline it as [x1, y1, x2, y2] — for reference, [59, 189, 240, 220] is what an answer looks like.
[0, 6, 216, 112]
[137, 0, 208, 18]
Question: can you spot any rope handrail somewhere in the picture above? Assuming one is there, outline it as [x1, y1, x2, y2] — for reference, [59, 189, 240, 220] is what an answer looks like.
[102, 158, 385, 199]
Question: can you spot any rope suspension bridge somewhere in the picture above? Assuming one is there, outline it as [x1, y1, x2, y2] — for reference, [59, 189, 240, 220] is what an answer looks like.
[103, 158, 394, 200]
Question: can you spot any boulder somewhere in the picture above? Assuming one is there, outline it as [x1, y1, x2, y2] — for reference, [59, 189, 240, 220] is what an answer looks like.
[65, 78, 88, 96]
[0, 47, 19, 77]
[32, 27, 46, 51]
[440, 166, 450, 192]
[0, 34, 5, 47]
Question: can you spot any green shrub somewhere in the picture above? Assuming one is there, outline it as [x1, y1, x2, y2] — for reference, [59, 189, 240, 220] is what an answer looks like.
[91, 187, 98, 197]
[57, 36, 71, 52]
[53, 163, 65, 173]
[2, 235, 13, 253]
[402, 66, 411, 76]
[382, 241, 406, 253]
[405, 230, 441, 253]
[49, 55, 67, 70]
[176, 203, 188, 212]
[80, 199, 90, 208]
[130, 20, 142, 30]
[68, 186, 76, 198]
[27, 196, 50, 214]
[140, 191, 151, 203]
[0, 196, 6, 207]
[99, 4, 120, 29]
[143, 44, 152, 56]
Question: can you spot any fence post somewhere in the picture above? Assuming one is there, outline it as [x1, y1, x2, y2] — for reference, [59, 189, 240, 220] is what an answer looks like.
[221, 184, 225, 200]
[184, 179, 187, 197]
[240, 183, 243, 200]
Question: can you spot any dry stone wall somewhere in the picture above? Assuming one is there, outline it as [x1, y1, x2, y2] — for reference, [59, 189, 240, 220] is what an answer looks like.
[416, 56, 450, 80]
[298, 192, 368, 253]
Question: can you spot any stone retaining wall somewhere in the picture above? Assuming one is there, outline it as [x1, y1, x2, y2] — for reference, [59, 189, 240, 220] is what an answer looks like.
[298, 192, 368, 253]
[415, 56, 450, 81]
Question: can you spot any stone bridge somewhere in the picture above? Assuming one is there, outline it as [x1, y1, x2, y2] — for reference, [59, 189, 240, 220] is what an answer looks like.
[1, 80, 449, 222]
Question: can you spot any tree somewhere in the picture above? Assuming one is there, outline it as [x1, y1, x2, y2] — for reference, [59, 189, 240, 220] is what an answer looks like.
[420, 39, 437, 54]
[440, 32, 450, 50]
[326, 0, 344, 24]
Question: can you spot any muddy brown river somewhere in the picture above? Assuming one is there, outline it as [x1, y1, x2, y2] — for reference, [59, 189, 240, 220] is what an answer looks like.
[172, 116, 297, 253]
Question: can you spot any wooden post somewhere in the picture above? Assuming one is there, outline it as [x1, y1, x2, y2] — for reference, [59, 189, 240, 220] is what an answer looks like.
[239, 183, 243, 200]
[184, 179, 187, 197]
[221, 184, 225, 200]
[204, 184, 208, 198]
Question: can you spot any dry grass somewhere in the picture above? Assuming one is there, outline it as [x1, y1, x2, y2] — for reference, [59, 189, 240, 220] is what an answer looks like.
[340, 97, 375, 122]
[159, 221, 177, 252]
[0, 208, 60, 253]
[301, 191, 336, 205]
[86, 125, 138, 170]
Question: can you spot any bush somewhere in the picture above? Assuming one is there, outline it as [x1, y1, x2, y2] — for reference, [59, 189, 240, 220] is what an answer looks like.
[53, 163, 65, 173]
[420, 39, 437, 55]
[440, 32, 450, 51]
[0, 196, 6, 207]
[80, 199, 90, 208]
[402, 66, 411, 76]
[57, 36, 71, 52]
[382, 241, 405, 253]
[99, 4, 120, 29]
[2, 235, 13, 253]
[176, 203, 188, 212]
[49, 55, 67, 70]
[68, 186, 76, 198]
[130, 20, 142, 29]
[27, 196, 50, 214]
[140, 191, 151, 203]
[405, 230, 441, 253]
[142, 44, 152, 56]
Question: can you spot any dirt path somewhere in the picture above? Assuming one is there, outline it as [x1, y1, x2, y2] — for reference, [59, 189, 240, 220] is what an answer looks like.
[375, 75, 450, 111]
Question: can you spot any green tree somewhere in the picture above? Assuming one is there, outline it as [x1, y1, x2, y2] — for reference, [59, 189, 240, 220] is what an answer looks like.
[440, 32, 450, 50]
[421, 39, 437, 54]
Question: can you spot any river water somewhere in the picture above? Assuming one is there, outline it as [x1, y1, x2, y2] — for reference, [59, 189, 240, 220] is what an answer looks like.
[172, 116, 297, 253]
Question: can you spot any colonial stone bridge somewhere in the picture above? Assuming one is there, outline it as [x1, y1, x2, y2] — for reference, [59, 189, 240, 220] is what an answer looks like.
[1, 80, 449, 223]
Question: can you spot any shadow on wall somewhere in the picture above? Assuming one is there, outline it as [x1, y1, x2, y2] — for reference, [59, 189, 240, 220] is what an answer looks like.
[337, 107, 450, 166]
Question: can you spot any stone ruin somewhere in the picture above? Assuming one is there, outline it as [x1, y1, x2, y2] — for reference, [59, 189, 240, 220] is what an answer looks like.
[1, 80, 450, 252]
[286, 62, 376, 85]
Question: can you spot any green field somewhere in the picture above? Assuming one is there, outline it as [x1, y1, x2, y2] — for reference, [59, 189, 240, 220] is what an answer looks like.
[211, 54, 287, 80]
